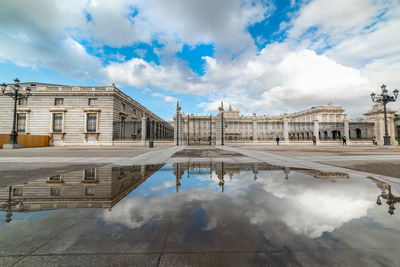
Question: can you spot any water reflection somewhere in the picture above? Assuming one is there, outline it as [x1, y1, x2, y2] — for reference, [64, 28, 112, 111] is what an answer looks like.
[0, 164, 163, 222]
[104, 163, 377, 240]
[369, 176, 400, 215]
[171, 162, 350, 193]
[1, 162, 400, 265]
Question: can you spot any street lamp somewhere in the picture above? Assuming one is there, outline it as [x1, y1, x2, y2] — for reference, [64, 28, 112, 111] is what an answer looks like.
[176, 101, 181, 146]
[370, 84, 398, 145]
[218, 101, 224, 145]
[1, 78, 31, 146]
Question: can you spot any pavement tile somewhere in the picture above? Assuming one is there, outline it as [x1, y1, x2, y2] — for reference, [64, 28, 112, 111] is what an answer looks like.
[14, 254, 159, 267]
[0, 256, 24, 267]
[0, 215, 78, 256]
[33, 218, 171, 255]
[159, 251, 302, 267]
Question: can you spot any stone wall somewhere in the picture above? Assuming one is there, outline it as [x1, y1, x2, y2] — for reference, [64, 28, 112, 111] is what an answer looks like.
[0, 84, 173, 146]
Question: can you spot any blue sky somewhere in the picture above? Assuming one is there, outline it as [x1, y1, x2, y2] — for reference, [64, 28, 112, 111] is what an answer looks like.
[0, 0, 399, 119]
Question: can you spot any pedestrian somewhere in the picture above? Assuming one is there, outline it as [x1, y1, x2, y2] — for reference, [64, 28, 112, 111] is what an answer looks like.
[312, 135, 316, 146]
[342, 136, 347, 146]
[276, 135, 280, 146]
[372, 136, 377, 145]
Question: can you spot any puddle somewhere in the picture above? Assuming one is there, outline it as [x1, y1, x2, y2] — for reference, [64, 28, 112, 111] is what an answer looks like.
[1, 162, 400, 265]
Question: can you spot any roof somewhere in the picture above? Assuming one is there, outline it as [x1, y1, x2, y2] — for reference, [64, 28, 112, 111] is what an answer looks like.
[19, 82, 68, 87]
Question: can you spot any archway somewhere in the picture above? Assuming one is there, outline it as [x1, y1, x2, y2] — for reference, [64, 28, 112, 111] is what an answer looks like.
[356, 128, 362, 139]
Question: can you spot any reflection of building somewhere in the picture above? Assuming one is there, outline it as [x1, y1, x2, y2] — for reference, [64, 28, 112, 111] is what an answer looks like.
[296, 169, 349, 183]
[0, 83, 173, 146]
[0, 164, 163, 222]
[170, 162, 349, 192]
[174, 102, 395, 145]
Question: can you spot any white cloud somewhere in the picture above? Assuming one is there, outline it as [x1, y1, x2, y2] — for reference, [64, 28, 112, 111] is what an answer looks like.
[0, 0, 101, 79]
[0, 0, 272, 79]
[288, 0, 380, 44]
[283, 0, 400, 114]
[151, 92, 178, 103]
[105, 43, 371, 116]
[1, 0, 399, 117]
[86, 0, 272, 54]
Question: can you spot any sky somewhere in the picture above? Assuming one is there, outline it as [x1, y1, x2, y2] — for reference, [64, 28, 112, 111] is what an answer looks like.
[0, 0, 399, 120]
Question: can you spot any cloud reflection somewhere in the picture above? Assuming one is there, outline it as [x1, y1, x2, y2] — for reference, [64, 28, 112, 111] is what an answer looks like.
[102, 168, 379, 239]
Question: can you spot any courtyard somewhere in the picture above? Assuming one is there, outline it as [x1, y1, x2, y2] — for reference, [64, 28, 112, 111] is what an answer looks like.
[1, 144, 400, 266]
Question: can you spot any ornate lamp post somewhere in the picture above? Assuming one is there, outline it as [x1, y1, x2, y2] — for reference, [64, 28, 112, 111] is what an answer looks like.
[1, 78, 31, 146]
[218, 101, 224, 145]
[176, 101, 181, 146]
[370, 84, 398, 145]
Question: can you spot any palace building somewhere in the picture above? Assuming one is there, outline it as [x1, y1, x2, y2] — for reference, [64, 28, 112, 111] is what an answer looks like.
[174, 102, 397, 145]
[0, 83, 174, 146]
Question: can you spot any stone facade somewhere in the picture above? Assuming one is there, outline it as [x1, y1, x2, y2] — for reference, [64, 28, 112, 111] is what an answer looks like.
[0, 83, 173, 146]
[174, 102, 395, 145]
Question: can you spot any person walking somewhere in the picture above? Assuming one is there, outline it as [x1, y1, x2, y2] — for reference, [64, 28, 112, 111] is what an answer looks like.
[312, 135, 317, 146]
[276, 135, 280, 146]
[342, 136, 347, 146]
[372, 136, 377, 145]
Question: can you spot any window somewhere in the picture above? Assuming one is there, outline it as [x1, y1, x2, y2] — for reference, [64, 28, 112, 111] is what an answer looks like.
[17, 114, 26, 132]
[13, 187, 22, 196]
[85, 187, 95, 196]
[88, 98, 97, 106]
[50, 187, 60, 196]
[18, 98, 27, 106]
[84, 168, 96, 180]
[133, 109, 136, 115]
[121, 103, 125, 111]
[55, 98, 64, 105]
[53, 113, 63, 132]
[48, 175, 61, 182]
[87, 113, 97, 132]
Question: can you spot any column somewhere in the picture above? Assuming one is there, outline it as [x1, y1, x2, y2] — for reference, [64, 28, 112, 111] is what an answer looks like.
[216, 113, 223, 145]
[174, 113, 180, 145]
[313, 119, 320, 144]
[283, 119, 289, 144]
[180, 115, 184, 145]
[141, 115, 146, 145]
[344, 119, 349, 141]
[141, 165, 145, 178]
[252, 114, 258, 143]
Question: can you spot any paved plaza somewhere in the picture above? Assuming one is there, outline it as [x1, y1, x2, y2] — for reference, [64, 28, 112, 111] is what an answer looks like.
[1, 144, 399, 186]
[1, 144, 400, 266]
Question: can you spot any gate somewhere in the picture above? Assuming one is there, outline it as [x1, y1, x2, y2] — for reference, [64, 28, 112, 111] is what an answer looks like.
[185, 115, 215, 146]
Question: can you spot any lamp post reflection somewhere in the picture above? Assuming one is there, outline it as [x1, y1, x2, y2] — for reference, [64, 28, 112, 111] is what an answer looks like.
[1, 186, 23, 223]
[376, 185, 400, 215]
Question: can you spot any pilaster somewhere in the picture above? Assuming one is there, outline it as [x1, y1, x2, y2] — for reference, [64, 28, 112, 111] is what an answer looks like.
[252, 113, 258, 143]
[283, 119, 289, 144]
[141, 115, 146, 145]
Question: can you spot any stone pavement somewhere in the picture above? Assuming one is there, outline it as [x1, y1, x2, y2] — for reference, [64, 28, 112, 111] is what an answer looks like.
[1, 144, 399, 187]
